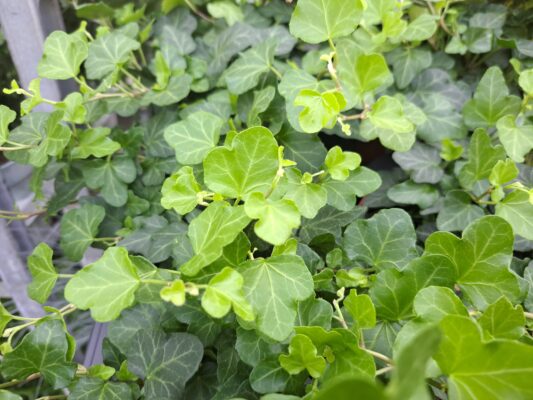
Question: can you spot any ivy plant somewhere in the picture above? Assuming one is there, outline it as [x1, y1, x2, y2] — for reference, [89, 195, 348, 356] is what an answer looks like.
[0, 0, 533, 399]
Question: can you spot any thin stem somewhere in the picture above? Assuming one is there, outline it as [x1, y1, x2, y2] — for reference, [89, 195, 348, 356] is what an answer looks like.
[524, 311, 533, 320]
[36, 396, 67, 400]
[341, 112, 365, 121]
[0, 144, 34, 151]
[142, 279, 170, 286]
[184, 0, 214, 23]
[0, 373, 41, 389]
[363, 348, 394, 365]
[269, 65, 283, 80]
[375, 366, 394, 376]
[58, 274, 74, 279]
[120, 68, 147, 92]
[332, 298, 348, 329]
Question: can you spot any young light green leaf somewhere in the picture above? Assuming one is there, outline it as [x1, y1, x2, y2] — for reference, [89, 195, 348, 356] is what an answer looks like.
[38, 30, 88, 80]
[368, 96, 414, 133]
[289, 0, 364, 44]
[164, 111, 223, 165]
[204, 127, 279, 199]
[344, 290, 376, 328]
[283, 169, 327, 219]
[459, 128, 506, 189]
[160, 166, 201, 215]
[489, 159, 519, 186]
[245, 192, 301, 245]
[60, 203, 105, 262]
[463, 66, 521, 128]
[0, 105, 17, 145]
[518, 68, 533, 96]
[294, 89, 346, 134]
[27, 243, 57, 304]
[279, 334, 326, 378]
[160, 280, 186, 307]
[207, 1, 244, 26]
[435, 315, 533, 400]
[495, 190, 533, 240]
[239, 255, 314, 341]
[478, 297, 525, 340]
[201, 267, 255, 321]
[69, 377, 134, 400]
[323, 167, 382, 211]
[400, 14, 438, 42]
[496, 115, 533, 163]
[71, 127, 121, 159]
[413, 286, 469, 322]
[325, 146, 361, 181]
[56, 92, 86, 124]
[85, 31, 141, 79]
[2, 320, 76, 389]
[180, 202, 251, 276]
[343, 208, 417, 270]
[64, 247, 141, 321]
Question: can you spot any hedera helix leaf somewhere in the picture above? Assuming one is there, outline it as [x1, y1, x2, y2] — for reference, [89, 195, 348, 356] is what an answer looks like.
[55, 92, 87, 124]
[283, 168, 327, 219]
[71, 127, 121, 159]
[425, 216, 522, 310]
[164, 111, 224, 165]
[324, 146, 361, 181]
[278, 334, 326, 378]
[60, 203, 105, 262]
[125, 329, 203, 400]
[478, 296, 525, 340]
[27, 243, 58, 304]
[64, 247, 141, 321]
[160, 279, 186, 306]
[1, 319, 76, 389]
[38, 30, 88, 80]
[496, 115, 533, 163]
[0, 104, 16, 145]
[85, 31, 141, 79]
[343, 290, 376, 329]
[495, 190, 533, 240]
[238, 255, 314, 341]
[180, 202, 251, 276]
[436, 190, 484, 232]
[160, 166, 201, 215]
[201, 267, 255, 321]
[294, 89, 346, 133]
[244, 192, 301, 246]
[68, 377, 134, 400]
[435, 315, 533, 400]
[289, 0, 365, 44]
[204, 126, 279, 199]
[0, 303, 12, 336]
[463, 66, 521, 129]
[387, 181, 439, 209]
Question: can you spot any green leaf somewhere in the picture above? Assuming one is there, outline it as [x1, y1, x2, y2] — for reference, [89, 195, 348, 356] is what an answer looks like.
[344, 290, 376, 328]
[436, 190, 484, 232]
[236, 327, 283, 368]
[496, 115, 533, 163]
[60, 203, 105, 262]
[224, 40, 277, 95]
[160, 280, 186, 306]
[83, 157, 137, 207]
[387, 181, 439, 209]
[435, 315, 533, 400]
[425, 216, 522, 309]
[294, 89, 346, 133]
[142, 74, 192, 106]
[64, 247, 141, 321]
[0, 303, 12, 335]
[337, 53, 392, 106]
[289, 0, 364, 44]
[325, 146, 361, 181]
[463, 66, 521, 129]
[56, 92, 86, 124]
[518, 68, 533, 96]
[459, 128, 506, 189]
[489, 159, 519, 186]
[239, 255, 314, 341]
[389, 47, 432, 89]
[69, 377, 134, 400]
[277, 126, 327, 173]
[368, 96, 414, 133]
[27, 243, 57, 304]
[180, 202, 251, 276]
[204, 127, 279, 199]
[250, 358, 291, 394]
[314, 376, 384, 400]
[495, 190, 533, 240]
[400, 14, 438, 42]
[207, 1, 244, 26]
[386, 325, 441, 400]
[38, 30, 88, 80]
[126, 330, 203, 400]
[85, 31, 141, 79]
[279, 334, 326, 378]
[245, 192, 301, 245]
[0, 105, 17, 145]
[248, 86, 276, 127]
[478, 297, 525, 340]
[391, 143, 443, 184]
[1, 320, 76, 388]
[283, 169, 327, 219]
[413, 286, 469, 322]
[323, 167, 382, 211]
[0, 390, 22, 400]
[71, 127, 120, 159]
[343, 208, 417, 270]
[201, 267, 255, 321]
[160, 166, 201, 215]
[164, 111, 223, 165]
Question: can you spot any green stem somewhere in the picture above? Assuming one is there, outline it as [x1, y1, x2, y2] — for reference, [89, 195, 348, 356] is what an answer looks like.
[120, 68, 147, 91]
[58, 274, 74, 279]
[524, 311, 533, 320]
[363, 348, 394, 365]
[269, 65, 283, 80]
[142, 279, 170, 286]
[0, 373, 40, 389]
